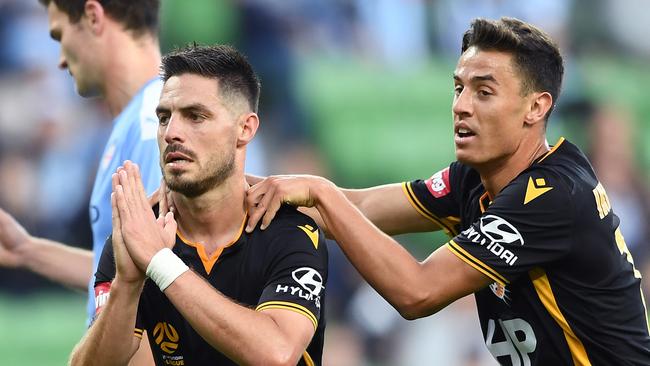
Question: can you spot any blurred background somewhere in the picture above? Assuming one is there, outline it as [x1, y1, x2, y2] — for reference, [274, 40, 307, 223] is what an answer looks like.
[0, 0, 649, 365]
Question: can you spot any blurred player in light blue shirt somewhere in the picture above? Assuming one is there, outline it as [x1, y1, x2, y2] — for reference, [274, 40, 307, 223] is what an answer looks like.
[0, 1, 163, 362]
[88, 77, 162, 320]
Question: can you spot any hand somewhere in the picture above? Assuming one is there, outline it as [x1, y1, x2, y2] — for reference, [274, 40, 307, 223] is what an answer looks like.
[111, 172, 144, 284]
[114, 161, 177, 271]
[245, 175, 328, 232]
[0, 208, 31, 268]
[146, 178, 175, 218]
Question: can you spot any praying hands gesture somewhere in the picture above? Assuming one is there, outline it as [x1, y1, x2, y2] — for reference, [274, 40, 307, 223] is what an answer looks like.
[112, 161, 177, 275]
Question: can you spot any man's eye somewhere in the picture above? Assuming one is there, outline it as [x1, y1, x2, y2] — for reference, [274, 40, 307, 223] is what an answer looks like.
[454, 86, 463, 95]
[158, 115, 169, 125]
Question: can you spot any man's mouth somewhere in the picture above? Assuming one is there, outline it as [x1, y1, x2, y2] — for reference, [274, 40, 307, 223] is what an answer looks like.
[165, 152, 193, 164]
[456, 127, 476, 138]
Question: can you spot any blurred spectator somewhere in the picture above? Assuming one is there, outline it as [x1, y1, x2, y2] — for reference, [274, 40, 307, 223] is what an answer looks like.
[588, 104, 650, 270]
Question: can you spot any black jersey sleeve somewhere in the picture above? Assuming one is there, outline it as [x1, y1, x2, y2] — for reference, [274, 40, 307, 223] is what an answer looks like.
[95, 235, 116, 285]
[405, 162, 470, 236]
[446, 169, 574, 285]
[256, 209, 328, 330]
[93, 235, 146, 334]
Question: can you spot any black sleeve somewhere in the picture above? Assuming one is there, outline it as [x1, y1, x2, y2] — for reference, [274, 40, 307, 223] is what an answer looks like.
[92, 235, 145, 332]
[404, 162, 468, 236]
[256, 213, 328, 330]
[95, 235, 116, 285]
[446, 169, 574, 285]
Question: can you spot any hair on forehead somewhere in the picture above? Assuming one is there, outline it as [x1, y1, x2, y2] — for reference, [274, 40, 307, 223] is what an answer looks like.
[461, 17, 564, 121]
[161, 44, 261, 113]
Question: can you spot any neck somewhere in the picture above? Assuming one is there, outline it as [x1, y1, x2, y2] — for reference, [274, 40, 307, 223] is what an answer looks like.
[172, 172, 248, 255]
[103, 32, 161, 118]
[478, 137, 549, 200]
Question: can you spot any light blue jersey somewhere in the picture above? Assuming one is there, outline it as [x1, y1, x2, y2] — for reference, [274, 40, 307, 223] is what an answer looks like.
[87, 78, 163, 322]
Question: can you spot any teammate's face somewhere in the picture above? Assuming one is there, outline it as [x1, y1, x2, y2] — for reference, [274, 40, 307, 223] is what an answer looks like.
[452, 47, 532, 169]
[156, 74, 239, 197]
[47, 2, 101, 97]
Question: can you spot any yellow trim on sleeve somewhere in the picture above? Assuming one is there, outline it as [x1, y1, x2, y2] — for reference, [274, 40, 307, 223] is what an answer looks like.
[446, 241, 509, 285]
[256, 301, 318, 330]
[302, 351, 315, 366]
[402, 182, 459, 236]
[529, 268, 591, 365]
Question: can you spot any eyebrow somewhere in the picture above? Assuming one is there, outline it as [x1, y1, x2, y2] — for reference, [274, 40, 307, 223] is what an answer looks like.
[453, 74, 499, 85]
[156, 103, 213, 116]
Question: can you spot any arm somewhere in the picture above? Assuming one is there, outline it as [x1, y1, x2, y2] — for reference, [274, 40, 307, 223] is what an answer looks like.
[70, 278, 143, 366]
[163, 271, 315, 366]
[246, 177, 439, 236]
[0, 208, 92, 290]
[247, 175, 492, 319]
[70, 172, 148, 366]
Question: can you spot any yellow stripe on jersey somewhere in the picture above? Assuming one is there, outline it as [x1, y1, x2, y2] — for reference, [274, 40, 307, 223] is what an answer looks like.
[256, 301, 318, 330]
[302, 351, 315, 366]
[134, 328, 144, 339]
[446, 241, 509, 285]
[529, 268, 591, 366]
[402, 182, 460, 236]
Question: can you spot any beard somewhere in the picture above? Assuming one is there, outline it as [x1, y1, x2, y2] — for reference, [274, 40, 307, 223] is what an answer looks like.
[163, 147, 236, 198]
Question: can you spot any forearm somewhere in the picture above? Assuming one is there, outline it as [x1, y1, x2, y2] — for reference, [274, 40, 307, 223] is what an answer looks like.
[313, 181, 435, 315]
[164, 271, 304, 366]
[70, 278, 143, 366]
[17, 237, 93, 291]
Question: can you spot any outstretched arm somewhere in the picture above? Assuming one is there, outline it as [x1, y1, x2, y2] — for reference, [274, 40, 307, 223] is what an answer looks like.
[246, 175, 492, 319]
[0, 209, 92, 291]
[245, 175, 439, 236]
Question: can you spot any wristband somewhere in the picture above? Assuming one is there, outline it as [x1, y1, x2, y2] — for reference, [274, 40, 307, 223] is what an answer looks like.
[145, 248, 189, 291]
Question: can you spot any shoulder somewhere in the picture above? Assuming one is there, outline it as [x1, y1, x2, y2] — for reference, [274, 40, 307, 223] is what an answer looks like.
[254, 205, 326, 256]
[121, 79, 163, 141]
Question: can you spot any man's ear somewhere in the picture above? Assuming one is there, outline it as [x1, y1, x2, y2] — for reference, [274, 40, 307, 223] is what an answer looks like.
[237, 113, 259, 147]
[524, 91, 553, 127]
[83, 0, 106, 35]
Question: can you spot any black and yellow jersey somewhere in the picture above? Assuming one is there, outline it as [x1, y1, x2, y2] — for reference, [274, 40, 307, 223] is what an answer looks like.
[404, 138, 650, 365]
[95, 205, 328, 366]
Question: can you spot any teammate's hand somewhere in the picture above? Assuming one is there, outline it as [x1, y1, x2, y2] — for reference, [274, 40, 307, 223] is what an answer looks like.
[245, 175, 326, 232]
[114, 161, 176, 271]
[0, 208, 31, 268]
[111, 172, 144, 284]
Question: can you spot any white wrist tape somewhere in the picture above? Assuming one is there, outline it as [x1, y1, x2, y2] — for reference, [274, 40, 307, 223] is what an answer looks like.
[146, 248, 189, 291]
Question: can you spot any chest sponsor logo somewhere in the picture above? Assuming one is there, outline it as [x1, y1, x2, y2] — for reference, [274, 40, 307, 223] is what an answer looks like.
[462, 215, 524, 266]
[486, 318, 537, 366]
[276, 267, 324, 308]
[425, 167, 451, 198]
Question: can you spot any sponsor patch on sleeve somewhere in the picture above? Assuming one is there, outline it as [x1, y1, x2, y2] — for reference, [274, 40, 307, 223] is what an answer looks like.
[94, 282, 112, 316]
[425, 167, 451, 198]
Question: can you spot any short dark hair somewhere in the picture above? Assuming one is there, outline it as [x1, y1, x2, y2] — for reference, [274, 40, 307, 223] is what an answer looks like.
[161, 44, 261, 113]
[38, 0, 159, 37]
[461, 17, 564, 120]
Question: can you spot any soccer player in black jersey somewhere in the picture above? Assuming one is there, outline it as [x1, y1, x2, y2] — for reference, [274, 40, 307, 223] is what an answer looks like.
[246, 17, 650, 365]
[70, 45, 328, 366]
